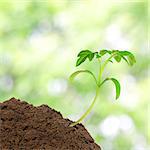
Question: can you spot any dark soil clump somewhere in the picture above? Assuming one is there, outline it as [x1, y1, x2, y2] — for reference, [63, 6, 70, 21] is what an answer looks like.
[0, 98, 101, 150]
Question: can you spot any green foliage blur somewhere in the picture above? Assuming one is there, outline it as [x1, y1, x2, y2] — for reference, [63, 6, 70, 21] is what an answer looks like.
[0, 1, 149, 150]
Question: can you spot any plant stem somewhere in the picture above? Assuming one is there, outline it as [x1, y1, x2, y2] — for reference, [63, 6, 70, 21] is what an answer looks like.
[97, 58, 102, 85]
[70, 86, 100, 127]
[69, 53, 117, 127]
[98, 53, 117, 83]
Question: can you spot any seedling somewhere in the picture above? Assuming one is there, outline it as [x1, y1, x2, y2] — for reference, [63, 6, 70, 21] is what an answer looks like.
[69, 49, 136, 126]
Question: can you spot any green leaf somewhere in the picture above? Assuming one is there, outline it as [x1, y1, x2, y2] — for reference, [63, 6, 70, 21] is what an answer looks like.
[114, 55, 121, 62]
[110, 78, 121, 99]
[76, 55, 87, 66]
[77, 50, 91, 57]
[108, 60, 113, 63]
[69, 70, 98, 85]
[119, 51, 136, 66]
[112, 50, 119, 54]
[111, 50, 122, 63]
[88, 53, 94, 61]
[76, 49, 136, 67]
[106, 50, 136, 66]
[127, 55, 136, 66]
[100, 77, 121, 100]
[119, 51, 131, 56]
[99, 50, 112, 56]
[76, 50, 94, 66]
[94, 52, 101, 58]
[118, 53, 129, 64]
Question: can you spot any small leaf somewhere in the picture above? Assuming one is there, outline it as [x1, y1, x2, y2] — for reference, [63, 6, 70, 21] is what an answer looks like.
[114, 55, 121, 62]
[94, 52, 101, 58]
[99, 50, 107, 55]
[76, 55, 87, 66]
[100, 77, 121, 100]
[110, 78, 121, 99]
[127, 55, 136, 66]
[69, 70, 98, 85]
[77, 50, 91, 57]
[120, 51, 131, 56]
[69, 70, 82, 82]
[76, 50, 95, 66]
[88, 53, 94, 61]
[107, 50, 122, 63]
[119, 54, 129, 65]
[108, 60, 113, 63]
[119, 51, 136, 66]
[112, 50, 119, 54]
[99, 50, 112, 56]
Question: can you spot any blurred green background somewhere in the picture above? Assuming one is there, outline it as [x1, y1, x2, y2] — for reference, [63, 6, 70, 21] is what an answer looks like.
[0, 0, 149, 150]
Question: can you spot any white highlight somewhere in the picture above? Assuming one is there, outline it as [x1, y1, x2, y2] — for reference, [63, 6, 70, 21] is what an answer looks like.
[48, 79, 67, 96]
[99, 115, 134, 138]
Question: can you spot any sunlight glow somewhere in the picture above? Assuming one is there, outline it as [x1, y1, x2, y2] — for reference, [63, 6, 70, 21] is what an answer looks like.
[106, 24, 131, 49]
[99, 115, 135, 138]
[47, 79, 67, 96]
[120, 75, 140, 109]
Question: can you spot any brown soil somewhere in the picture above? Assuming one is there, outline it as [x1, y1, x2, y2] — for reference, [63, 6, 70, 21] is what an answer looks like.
[0, 98, 101, 150]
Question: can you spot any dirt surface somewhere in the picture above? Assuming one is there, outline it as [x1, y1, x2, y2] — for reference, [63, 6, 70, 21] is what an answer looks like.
[0, 98, 101, 150]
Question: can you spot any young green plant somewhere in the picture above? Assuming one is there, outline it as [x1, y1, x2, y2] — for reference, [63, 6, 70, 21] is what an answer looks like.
[69, 49, 136, 127]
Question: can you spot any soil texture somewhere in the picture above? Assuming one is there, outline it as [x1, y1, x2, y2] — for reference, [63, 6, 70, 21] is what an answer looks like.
[0, 98, 101, 150]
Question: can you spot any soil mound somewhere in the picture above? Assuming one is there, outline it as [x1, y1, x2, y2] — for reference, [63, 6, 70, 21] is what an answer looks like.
[0, 98, 101, 150]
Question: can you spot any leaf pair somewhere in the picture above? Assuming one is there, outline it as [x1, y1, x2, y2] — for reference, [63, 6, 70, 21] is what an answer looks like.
[70, 70, 121, 100]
